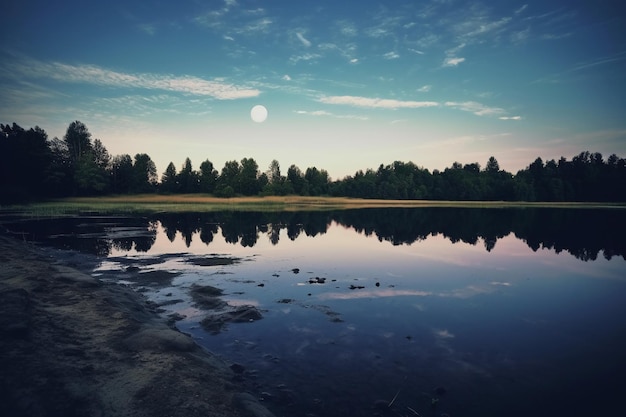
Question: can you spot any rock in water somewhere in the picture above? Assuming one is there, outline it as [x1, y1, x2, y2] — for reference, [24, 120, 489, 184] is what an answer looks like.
[201, 305, 263, 333]
[230, 363, 246, 374]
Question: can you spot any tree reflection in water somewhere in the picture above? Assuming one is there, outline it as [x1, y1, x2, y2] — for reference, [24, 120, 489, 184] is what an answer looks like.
[3, 208, 625, 261]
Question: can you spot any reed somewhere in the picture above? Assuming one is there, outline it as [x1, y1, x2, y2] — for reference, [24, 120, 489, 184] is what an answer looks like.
[2, 195, 624, 217]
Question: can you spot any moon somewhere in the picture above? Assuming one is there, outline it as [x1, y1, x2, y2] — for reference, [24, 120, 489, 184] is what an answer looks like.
[250, 105, 268, 123]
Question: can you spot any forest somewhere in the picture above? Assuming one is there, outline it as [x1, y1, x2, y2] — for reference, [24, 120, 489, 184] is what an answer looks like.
[2, 120, 626, 203]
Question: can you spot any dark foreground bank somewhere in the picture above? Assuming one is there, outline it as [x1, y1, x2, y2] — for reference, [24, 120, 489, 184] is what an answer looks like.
[0, 234, 275, 417]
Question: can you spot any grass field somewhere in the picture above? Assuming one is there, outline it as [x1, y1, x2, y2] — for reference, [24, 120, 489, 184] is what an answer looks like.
[2, 195, 625, 216]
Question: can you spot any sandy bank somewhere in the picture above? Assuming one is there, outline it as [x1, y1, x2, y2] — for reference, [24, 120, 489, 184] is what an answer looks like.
[0, 234, 272, 417]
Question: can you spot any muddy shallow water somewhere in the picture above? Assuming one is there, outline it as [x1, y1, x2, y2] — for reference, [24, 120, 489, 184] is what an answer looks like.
[3, 208, 626, 416]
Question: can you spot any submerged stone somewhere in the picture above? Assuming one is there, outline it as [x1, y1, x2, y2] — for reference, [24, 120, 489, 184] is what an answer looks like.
[186, 256, 239, 267]
[201, 305, 263, 334]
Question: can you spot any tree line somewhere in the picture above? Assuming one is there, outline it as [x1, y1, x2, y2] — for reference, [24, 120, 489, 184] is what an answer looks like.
[2, 120, 626, 203]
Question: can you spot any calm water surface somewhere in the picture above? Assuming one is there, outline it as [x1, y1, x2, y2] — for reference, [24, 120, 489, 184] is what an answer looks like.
[3, 208, 626, 416]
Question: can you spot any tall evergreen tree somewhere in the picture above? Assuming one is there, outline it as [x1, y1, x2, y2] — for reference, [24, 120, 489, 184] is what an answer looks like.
[485, 156, 500, 174]
[160, 162, 179, 193]
[178, 157, 199, 193]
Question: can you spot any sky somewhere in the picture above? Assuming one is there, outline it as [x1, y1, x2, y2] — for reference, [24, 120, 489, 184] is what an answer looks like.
[1, 0, 625, 180]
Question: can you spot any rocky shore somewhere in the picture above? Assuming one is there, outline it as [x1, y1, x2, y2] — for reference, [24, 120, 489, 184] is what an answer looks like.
[0, 234, 273, 417]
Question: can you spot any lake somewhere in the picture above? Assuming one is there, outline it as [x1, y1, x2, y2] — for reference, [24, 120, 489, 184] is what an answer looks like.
[3, 207, 626, 416]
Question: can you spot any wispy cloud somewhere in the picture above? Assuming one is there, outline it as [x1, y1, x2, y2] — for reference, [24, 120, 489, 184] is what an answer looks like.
[8, 59, 260, 100]
[541, 32, 572, 40]
[289, 53, 322, 64]
[338, 20, 358, 37]
[383, 51, 400, 60]
[194, 1, 273, 36]
[295, 110, 332, 117]
[414, 33, 440, 49]
[243, 7, 264, 15]
[96, 94, 213, 117]
[515, 4, 529, 15]
[449, 2, 512, 43]
[296, 32, 312, 47]
[445, 101, 505, 116]
[294, 110, 368, 120]
[443, 57, 465, 67]
[510, 27, 530, 44]
[194, 6, 230, 30]
[499, 116, 522, 120]
[462, 16, 511, 38]
[434, 329, 455, 339]
[235, 17, 273, 34]
[569, 51, 626, 72]
[364, 11, 405, 40]
[365, 27, 389, 38]
[442, 43, 466, 67]
[523, 8, 577, 42]
[318, 42, 359, 63]
[319, 95, 439, 110]
[446, 42, 466, 54]
[434, 2, 533, 57]
[137, 23, 156, 36]
[531, 51, 626, 84]
[417, 85, 432, 92]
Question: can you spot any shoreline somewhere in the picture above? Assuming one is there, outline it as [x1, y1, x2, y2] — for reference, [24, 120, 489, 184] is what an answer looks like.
[4, 195, 625, 216]
[0, 234, 272, 417]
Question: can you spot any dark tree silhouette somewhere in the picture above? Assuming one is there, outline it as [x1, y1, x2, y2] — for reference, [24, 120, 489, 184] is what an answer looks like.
[110, 154, 134, 194]
[64, 121, 92, 166]
[177, 157, 199, 193]
[239, 158, 260, 195]
[287, 164, 307, 195]
[132, 153, 157, 193]
[199, 159, 217, 193]
[486, 156, 500, 174]
[0, 123, 53, 202]
[2, 119, 626, 202]
[160, 162, 179, 193]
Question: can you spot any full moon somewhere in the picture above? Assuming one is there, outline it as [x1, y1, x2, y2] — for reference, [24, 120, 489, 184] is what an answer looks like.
[250, 105, 268, 123]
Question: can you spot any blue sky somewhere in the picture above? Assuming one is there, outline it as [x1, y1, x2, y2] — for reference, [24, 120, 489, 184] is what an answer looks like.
[1, 0, 625, 179]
